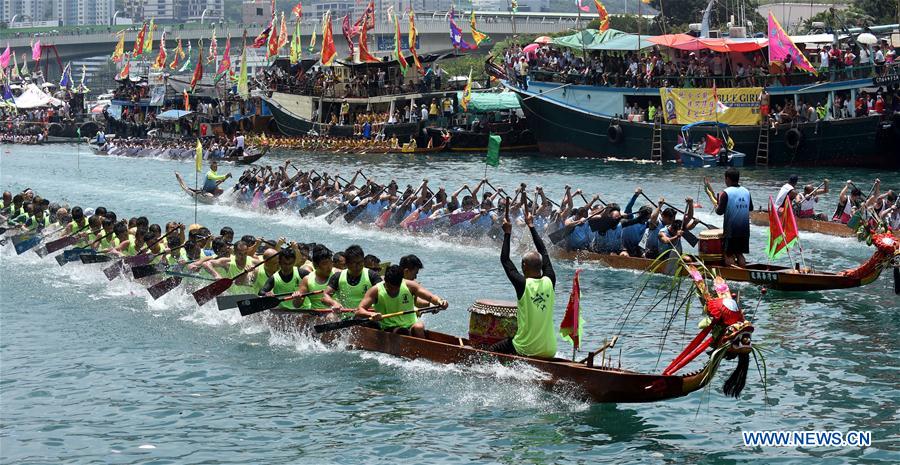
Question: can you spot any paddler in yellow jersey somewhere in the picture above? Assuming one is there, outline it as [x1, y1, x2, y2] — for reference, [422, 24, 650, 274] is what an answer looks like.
[491, 196, 558, 358]
[355, 265, 448, 338]
[202, 161, 232, 196]
[322, 245, 382, 310]
[200, 235, 263, 292]
[291, 245, 338, 310]
[258, 245, 311, 310]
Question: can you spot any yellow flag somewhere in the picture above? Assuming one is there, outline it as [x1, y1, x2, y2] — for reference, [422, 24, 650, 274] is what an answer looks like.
[144, 19, 155, 53]
[195, 139, 203, 173]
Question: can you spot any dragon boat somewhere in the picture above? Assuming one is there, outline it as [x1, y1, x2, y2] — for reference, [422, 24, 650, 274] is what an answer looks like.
[258, 268, 758, 404]
[92, 140, 267, 165]
[554, 231, 900, 293]
[749, 210, 856, 238]
[175, 172, 220, 204]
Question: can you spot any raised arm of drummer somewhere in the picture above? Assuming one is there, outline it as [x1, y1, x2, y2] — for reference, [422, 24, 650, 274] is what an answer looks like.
[683, 198, 698, 230]
[526, 208, 555, 287]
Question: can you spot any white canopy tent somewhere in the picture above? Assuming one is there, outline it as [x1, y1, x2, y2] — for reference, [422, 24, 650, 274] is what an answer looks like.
[14, 83, 64, 109]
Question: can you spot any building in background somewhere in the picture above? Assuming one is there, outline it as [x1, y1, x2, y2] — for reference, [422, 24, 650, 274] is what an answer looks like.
[56, 0, 116, 26]
[241, 0, 273, 25]
[186, 0, 226, 22]
[2, 0, 51, 25]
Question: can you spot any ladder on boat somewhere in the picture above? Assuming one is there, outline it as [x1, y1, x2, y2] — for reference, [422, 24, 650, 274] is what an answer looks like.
[756, 120, 769, 167]
[650, 115, 663, 163]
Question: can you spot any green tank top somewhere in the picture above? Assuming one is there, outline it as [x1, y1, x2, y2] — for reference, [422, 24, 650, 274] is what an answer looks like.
[373, 281, 416, 329]
[124, 235, 138, 256]
[273, 267, 302, 310]
[166, 248, 188, 266]
[254, 267, 274, 294]
[512, 276, 557, 358]
[301, 270, 333, 309]
[228, 256, 256, 294]
[337, 269, 372, 309]
[100, 232, 119, 250]
[27, 215, 50, 230]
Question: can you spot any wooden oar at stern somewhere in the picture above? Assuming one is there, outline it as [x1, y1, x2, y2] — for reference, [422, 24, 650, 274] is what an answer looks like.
[313, 305, 443, 334]
[192, 252, 282, 306]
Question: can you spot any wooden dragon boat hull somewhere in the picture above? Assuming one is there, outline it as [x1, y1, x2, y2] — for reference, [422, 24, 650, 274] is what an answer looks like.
[749, 210, 855, 238]
[265, 310, 716, 403]
[554, 250, 883, 292]
[175, 172, 219, 204]
[221, 148, 267, 165]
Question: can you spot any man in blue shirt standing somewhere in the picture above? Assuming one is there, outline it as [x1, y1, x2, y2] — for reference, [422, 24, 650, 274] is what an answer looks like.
[706, 168, 753, 267]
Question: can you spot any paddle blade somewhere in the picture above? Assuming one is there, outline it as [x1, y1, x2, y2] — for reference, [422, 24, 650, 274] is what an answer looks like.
[192, 278, 234, 306]
[325, 205, 348, 224]
[298, 202, 320, 216]
[343, 205, 367, 224]
[55, 253, 68, 267]
[132, 264, 163, 279]
[548, 225, 572, 245]
[407, 217, 434, 232]
[124, 254, 151, 267]
[44, 234, 79, 253]
[449, 211, 477, 226]
[237, 295, 282, 316]
[14, 234, 43, 255]
[34, 245, 50, 257]
[80, 254, 113, 264]
[148, 276, 183, 300]
[314, 318, 369, 334]
[682, 229, 699, 248]
[103, 261, 124, 280]
[215, 293, 258, 311]
[374, 209, 392, 228]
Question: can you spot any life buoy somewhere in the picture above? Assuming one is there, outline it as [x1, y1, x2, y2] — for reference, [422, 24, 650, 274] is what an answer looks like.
[607, 124, 624, 144]
[785, 128, 802, 150]
[79, 121, 99, 138]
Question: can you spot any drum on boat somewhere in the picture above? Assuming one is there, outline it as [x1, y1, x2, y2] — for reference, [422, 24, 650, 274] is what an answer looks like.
[468, 299, 518, 347]
[698, 228, 725, 263]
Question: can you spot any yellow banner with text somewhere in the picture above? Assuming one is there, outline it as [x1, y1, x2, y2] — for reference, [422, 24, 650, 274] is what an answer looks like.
[659, 87, 762, 125]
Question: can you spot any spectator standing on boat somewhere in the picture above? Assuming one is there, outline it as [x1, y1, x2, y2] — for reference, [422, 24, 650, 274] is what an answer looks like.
[492, 197, 557, 358]
[434, 64, 444, 90]
[706, 168, 753, 267]
[874, 46, 885, 75]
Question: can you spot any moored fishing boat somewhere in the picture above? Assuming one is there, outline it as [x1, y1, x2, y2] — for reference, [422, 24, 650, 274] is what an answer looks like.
[749, 210, 855, 238]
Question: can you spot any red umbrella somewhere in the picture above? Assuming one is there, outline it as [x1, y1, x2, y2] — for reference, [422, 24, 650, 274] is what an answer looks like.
[534, 36, 552, 45]
[523, 43, 540, 55]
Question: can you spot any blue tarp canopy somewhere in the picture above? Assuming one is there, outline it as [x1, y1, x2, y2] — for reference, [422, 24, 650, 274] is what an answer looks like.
[157, 109, 194, 121]
[551, 29, 654, 51]
[681, 121, 731, 131]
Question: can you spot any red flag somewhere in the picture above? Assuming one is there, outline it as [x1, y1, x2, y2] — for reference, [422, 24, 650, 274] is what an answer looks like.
[321, 12, 337, 65]
[357, 14, 379, 63]
[190, 45, 204, 91]
[133, 22, 148, 55]
[354, 0, 375, 30]
[341, 14, 355, 57]
[559, 269, 583, 350]
[766, 196, 787, 258]
[292, 2, 303, 18]
[252, 24, 272, 48]
[703, 134, 723, 155]
[780, 195, 799, 247]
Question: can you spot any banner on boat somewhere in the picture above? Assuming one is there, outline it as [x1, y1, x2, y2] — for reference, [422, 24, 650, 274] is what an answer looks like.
[659, 87, 762, 125]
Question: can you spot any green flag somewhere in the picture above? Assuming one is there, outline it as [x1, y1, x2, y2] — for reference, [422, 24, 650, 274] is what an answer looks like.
[237, 46, 248, 99]
[486, 134, 501, 167]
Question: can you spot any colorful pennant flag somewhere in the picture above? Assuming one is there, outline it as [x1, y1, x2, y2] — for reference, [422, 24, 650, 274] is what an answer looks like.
[133, 22, 147, 56]
[308, 24, 317, 53]
[780, 196, 799, 250]
[390, 8, 407, 73]
[117, 58, 131, 80]
[208, 28, 218, 64]
[449, 11, 476, 51]
[20, 53, 28, 76]
[238, 44, 249, 98]
[170, 38, 185, 70]
[461, 68, 473, 111]
[576, 0, 590, 13]
[559, 270, 583, 350]
[184, 89, 190, 110]
[195, 139, 203, 172]
[215, 35, 232, 83]
[320, 12, 337, 65]
[292, 1, 303, 18]
[153, 32, 168, 70]
[144, 19, 155, 53]
[0, 45, 9, 69]
[766, 196, 787, 259]
[278, 12, 289, 52]
[486, 134, 501, 167]
[58, 62, 72, 88]
[10, 53, 19, 80]
[111, 32, 125, 63]
[469, 11, 489, 47]
[408, 9, 423, 73]
[179, 41, 193, 73]
[190, 41, 204, 92]
[341, 14, 355, 58]
[31, 40, 41, 62]
[290, 19, 302, 64]
[768, 12, 817, 76]
[358, 13, 379, 63]
[594, 0, 610, 32]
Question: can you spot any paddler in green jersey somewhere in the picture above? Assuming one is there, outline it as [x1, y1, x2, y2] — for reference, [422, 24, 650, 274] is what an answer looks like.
[322, 245, 381, 310]
[25, 208, 51, 230]
[292, 245, 337, 310]
[355, 265, 448, 338]
[113, 226, 147, 257]
[77, 215, 104, 249]
[258, 246, 310, 310]
[0, 191, 12, 214]
[200, 235, 262, 293]
[492, 197, 558, 358]
[3, 194, 25, 220]
[65, 206, 89, 235]
[98, 217, 120, 250]
[251, 248, 281, 294]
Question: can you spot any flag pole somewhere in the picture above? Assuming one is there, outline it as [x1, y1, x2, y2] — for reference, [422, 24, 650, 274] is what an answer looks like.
[194, 167, 199, 224]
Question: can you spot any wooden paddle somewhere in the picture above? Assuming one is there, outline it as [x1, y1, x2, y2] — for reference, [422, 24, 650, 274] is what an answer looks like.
[103, 227, 181, 280]
[548, 206, 607, 245]
[129, 243, 191, 278]
[192, 252, 281, 306]
[237, 290, 325, 316]
[146, 269, 217, 300]
[636, 193, 701, 248]
[216, 293, 267, 311]
[313, 305, 443, 334]
[43, 224, 91, 254]
[80, 253, 113, 264]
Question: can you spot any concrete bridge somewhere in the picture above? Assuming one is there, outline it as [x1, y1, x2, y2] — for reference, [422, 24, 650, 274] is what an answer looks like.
[2, 11, 593, 64]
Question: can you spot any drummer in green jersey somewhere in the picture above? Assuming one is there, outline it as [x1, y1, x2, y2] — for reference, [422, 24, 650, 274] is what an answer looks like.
[491, 195, 558, 358]
[292, 245, 338, 310]
[355, 265, 448, 338]
[322, 245, 382, 310]
[258, 246, 310, 310]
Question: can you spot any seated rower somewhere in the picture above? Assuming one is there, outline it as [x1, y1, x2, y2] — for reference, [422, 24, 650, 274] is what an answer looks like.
[202, 161, 232, 196]
[491, 201, 557, 358]
[355, 265, 448, 338]
[797, 181, 829, 219]
[200, 235, 262, 293]
[322, 245, 382, 310]
[258, 246, 311, 310]
[833, 181, 862, 224]
[292, 245, 337, 311]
